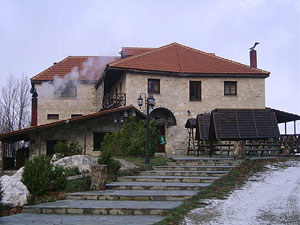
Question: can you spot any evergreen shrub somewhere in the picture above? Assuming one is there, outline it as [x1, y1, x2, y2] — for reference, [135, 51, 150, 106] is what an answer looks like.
[53, 140, 83, 159]
[22, 156, 67, 196]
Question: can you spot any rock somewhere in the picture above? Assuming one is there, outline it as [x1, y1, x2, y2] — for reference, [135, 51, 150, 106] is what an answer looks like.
[0, 175, 30, 207]
[114, 159, 139, 171]
[12, 167, 24, 181]
[53, 155, 97, 173]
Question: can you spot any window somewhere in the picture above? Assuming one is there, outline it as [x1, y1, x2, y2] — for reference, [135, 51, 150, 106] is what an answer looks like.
[71, 114, 83, 118]
[54, 82, 77, 98]
[46, 140, 66, 156]
[93, 132, 108, 151]
[148, 79, 160, 94]
[47, 114, 59, 120]
[119, 83, 122, 93]
[224, 81, 237, 96]
[189, 81, 201, 101]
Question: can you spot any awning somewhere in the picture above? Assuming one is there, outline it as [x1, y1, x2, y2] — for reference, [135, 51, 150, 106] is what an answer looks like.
[150, 107, 177, 126]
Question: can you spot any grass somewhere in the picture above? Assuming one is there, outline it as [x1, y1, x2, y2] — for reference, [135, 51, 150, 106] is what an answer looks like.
[154, 158, 288, 225]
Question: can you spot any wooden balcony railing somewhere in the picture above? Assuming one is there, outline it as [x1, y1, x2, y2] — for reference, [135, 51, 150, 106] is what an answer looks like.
[102, 93, 126, 110]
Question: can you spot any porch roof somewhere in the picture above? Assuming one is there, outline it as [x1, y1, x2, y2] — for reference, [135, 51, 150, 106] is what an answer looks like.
[267, 107, 300, 123]
[0, 106, 146, 143]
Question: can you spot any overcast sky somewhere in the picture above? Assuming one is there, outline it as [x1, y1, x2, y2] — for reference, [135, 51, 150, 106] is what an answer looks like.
[0, 0, 299, 132]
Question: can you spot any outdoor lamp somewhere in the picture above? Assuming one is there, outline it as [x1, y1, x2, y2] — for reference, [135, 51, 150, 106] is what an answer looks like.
[137, 93, 156, 165]
[131, 110, 136, 118]
[123, 110, 128, 118]
[120, 116, 124, 124]
[147, 95, 155, 108]
[138, 95, 143, 108]
[113, 118, 118, 124]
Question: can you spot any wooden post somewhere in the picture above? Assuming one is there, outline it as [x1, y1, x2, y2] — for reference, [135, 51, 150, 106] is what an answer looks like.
[209, 141, 213, 157]
[1, 141, 4, 176]
[84, 121, 87, 155]
[285, 122, 287, 135]
[294, 121, 296, 135]
[38, 133, 41, 156]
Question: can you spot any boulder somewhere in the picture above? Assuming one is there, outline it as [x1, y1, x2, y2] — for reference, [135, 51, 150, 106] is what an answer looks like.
[11, 167, 24, 181]
[0, 175, 30, 207]
[114, 158, 139, 171]
[53, 155, 97, 173]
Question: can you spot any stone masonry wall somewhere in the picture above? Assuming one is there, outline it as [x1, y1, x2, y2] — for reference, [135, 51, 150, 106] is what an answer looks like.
[29, 114, 123, 157]
[124, 73, 265, 155]
[35, 83, 98, 125]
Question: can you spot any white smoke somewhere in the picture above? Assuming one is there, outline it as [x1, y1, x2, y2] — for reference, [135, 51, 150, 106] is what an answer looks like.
[37, 56, 119, 98]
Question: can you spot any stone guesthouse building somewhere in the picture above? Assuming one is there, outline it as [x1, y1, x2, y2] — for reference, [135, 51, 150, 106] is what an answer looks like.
[0, 42, 270, 164]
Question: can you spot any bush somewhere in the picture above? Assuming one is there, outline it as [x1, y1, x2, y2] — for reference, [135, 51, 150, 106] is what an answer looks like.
[22, 156, 67, 196]
[98, 148, 121, 175]
[53, 140, 83, 159]
[100, 117, 158, 158]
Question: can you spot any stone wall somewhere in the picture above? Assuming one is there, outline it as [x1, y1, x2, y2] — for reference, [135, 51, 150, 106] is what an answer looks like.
[29, 114, 123, 157]
[35, 82, 98, 125]
[123, 72, 265, 155]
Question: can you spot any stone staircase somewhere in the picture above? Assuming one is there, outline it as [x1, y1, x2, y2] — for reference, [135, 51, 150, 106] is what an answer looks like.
[19, 157, 240, 225]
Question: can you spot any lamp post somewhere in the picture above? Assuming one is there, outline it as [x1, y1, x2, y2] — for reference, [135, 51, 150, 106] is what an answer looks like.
[138, 93, 155, 164]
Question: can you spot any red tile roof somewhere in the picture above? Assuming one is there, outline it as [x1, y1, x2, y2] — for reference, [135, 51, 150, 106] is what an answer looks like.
[109, 43, 269, 75]
[31, 56, 120, 82]
[121, 47, 156, 57]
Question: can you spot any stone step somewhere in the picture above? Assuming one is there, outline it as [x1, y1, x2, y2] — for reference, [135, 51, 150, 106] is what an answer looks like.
[153, 165, 236, 171]
[118, 175, 219, 183]
[23, 200, 182, 216]
[172, 157, 235, 161]
[0, 213, 164, 225]
[170, 157, 241, 166]
[65, 190, 198, 201]
[168, 161, 238, 166]
[106, 181, 211, 191]
[141, 170, 229, 177]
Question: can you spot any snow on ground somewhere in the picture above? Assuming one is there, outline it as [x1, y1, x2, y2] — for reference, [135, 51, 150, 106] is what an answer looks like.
[184, 160, 300, 225]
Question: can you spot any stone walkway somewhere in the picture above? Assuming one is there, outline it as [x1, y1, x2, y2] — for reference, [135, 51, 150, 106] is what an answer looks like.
[0, 157, 240, 224]
[0, 213, 163, 225]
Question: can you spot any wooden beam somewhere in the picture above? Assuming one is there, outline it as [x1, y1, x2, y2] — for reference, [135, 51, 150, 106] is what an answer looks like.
[285, 122, 287, 135]
[294, 121, 297, 135]
[84, 121, 87, 155]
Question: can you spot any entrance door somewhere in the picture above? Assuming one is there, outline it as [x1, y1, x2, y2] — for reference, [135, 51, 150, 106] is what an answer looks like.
[157, 125, 166, 153]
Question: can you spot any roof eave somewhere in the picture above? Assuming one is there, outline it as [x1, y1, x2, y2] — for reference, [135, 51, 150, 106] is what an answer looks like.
[106, 66, 270, 78]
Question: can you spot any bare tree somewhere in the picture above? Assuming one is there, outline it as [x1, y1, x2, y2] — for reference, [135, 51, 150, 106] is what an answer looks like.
[0, 74, 31, 132]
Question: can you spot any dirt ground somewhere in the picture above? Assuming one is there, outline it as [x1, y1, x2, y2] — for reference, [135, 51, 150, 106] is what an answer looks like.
[183, 159, 300, 225]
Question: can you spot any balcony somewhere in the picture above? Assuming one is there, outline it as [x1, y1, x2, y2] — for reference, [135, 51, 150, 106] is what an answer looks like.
[102, 93, 126, 110]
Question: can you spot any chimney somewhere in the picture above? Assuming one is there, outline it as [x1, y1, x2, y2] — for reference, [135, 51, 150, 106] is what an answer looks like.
[250, 49, 257, 68]
[31, 91, 38, 126]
